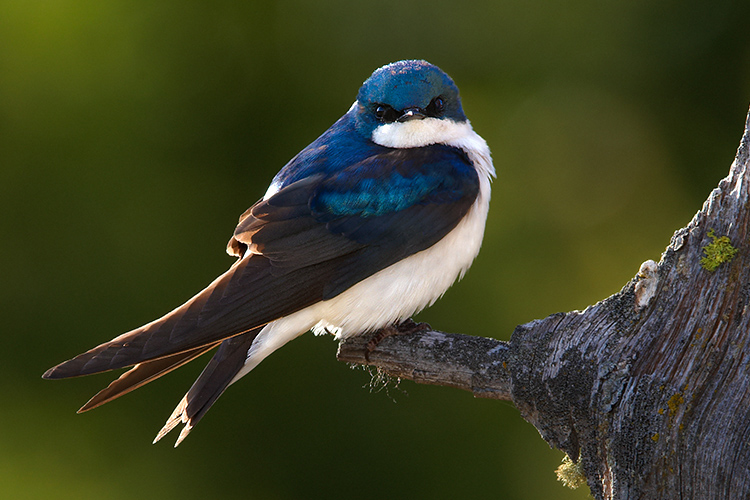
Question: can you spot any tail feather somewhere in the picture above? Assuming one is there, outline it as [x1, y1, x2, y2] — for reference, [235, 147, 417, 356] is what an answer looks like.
[154, 328, 261, 447]
[77, 343, 220, 413]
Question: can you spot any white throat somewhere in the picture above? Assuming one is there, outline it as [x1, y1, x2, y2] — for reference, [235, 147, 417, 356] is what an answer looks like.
[372, 117, 495, 181]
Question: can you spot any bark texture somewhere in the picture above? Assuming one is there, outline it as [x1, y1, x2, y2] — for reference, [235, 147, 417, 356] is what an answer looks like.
[338, 108, 750, 499]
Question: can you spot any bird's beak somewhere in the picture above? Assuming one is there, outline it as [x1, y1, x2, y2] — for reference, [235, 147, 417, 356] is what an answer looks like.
[397, 107, 426, 122]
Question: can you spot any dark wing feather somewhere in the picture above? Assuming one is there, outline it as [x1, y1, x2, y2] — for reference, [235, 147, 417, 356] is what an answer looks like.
[44, 144, 478, 385]
[43, 254, 341, 378]
[247, 145, 480, 298]
[77, 343, 219, 412]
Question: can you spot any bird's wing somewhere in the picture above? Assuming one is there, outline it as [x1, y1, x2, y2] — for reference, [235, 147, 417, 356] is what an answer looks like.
[77, 343, 220, 412]
[234, 144, 481, 298]
[43, 144, 478, 380]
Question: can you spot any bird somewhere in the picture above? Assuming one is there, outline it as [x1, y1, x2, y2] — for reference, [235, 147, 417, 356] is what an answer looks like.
[43, 59, 495, 447]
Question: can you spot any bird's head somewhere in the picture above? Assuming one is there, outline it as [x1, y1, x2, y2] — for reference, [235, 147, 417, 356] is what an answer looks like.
[353, 60, 468, 148]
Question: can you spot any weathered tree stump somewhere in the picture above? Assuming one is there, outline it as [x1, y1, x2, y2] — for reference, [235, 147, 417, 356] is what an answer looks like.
[338, 108, 750, 499]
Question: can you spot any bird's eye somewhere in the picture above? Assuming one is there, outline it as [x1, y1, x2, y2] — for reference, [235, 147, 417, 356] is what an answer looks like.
[374, 104, 398, 123]
[426, 96, 445, 117]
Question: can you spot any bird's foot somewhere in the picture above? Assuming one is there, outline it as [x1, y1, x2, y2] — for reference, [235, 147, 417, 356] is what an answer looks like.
[365, 319, 431, 362]
[395, 318, 432, 335]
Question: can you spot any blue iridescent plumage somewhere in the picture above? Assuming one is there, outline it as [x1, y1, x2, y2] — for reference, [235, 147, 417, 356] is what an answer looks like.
[312, 143, 477, 219]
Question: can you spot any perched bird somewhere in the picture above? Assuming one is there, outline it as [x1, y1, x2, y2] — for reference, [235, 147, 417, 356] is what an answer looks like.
[43, 60, 495, 446]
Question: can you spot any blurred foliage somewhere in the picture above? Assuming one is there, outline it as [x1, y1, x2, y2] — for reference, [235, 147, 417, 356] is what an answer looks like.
[2, 0, 749, 499]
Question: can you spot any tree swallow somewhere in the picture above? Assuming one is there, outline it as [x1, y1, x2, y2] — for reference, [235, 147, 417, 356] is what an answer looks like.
[44, 60, 495, 446]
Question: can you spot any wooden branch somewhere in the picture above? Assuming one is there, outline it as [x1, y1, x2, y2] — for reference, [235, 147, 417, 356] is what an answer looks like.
[337, 327, 512, 400]
[338, 107, 750, 499]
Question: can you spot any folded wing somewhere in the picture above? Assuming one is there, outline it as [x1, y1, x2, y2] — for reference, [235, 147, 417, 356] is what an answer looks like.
[44, 144, 479, 412]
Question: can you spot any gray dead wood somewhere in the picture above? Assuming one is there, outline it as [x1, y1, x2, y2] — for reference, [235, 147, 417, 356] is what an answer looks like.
[338, 108, 750, 499]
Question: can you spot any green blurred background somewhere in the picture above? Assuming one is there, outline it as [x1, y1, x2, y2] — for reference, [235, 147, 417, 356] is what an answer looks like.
[3, 1, 749, 498]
